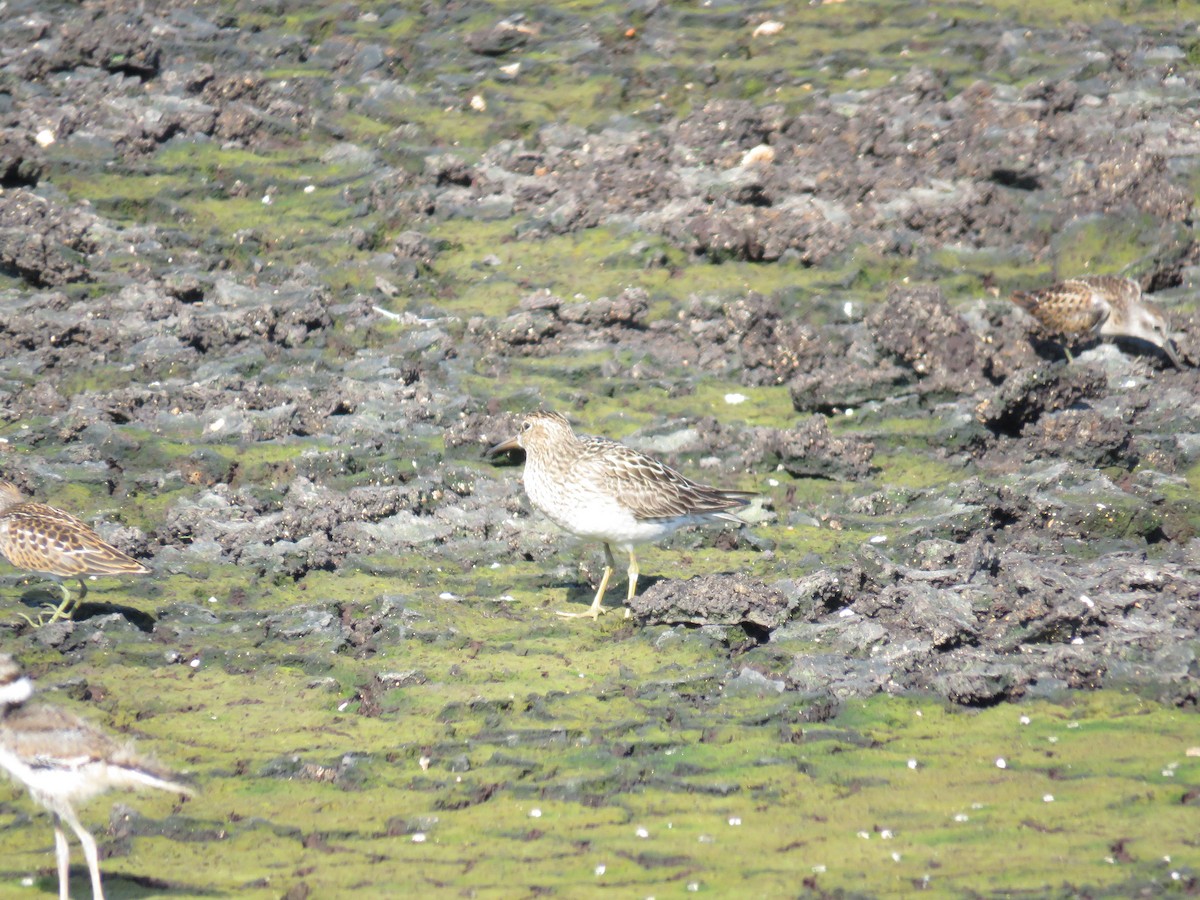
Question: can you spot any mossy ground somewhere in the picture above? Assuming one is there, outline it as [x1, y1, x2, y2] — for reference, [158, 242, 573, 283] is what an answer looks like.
[2, 0, 1200, 896]
[2, 474, 1197, 896]
[1, 637, 1196, 897]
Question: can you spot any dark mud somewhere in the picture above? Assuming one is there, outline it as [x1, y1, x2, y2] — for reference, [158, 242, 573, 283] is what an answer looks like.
[1, 0, 1199, 896]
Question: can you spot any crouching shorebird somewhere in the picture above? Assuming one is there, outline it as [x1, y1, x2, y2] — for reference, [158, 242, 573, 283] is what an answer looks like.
[0, 654, 193, 900]
[0, 481, 150, 625]
[1011, 274, 1181, 366]
[489, 410, 755, 620]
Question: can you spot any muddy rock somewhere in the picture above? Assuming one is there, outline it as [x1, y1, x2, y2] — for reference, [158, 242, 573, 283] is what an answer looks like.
[0, 189, 97, 286]
[630, 573, 789, 630]
[868, 282, 982, 389]
[1024, 408, 1134, 467]
[0, 134, 44, 187]
[788, 359, 909, 414]
[465, 22, 530, 57]
[854, 581, 979, 650]
[974, 364, 1108, 436]
[62, 17, 162, 77]
[482, 287, 650, 356]
[776, 569, 863, 621]
[765, 416, 875, 481]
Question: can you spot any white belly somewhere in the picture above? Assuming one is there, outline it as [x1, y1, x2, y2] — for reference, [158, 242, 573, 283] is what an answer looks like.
[524, 473, 678, 550]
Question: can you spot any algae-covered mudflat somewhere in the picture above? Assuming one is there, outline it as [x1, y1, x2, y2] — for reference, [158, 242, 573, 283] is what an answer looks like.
[6, 649, 1197, 897]
[1, 0, 1199, 896]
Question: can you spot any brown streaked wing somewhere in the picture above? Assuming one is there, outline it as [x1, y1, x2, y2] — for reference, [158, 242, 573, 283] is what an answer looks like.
[1076, 275, 1141, 309]
[0, 503, 149, 577]
[578, 439, 749, 521]
[7, 501, 91, 530]
[1026, 280, 1109, 335]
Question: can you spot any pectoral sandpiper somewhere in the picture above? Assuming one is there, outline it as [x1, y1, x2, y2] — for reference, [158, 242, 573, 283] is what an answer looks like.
[0, 481, 150, 625]
[489, 411, 754, 619]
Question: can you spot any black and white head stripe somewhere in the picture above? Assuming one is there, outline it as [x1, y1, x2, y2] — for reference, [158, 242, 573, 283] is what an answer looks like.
[0, 655, 33, 707]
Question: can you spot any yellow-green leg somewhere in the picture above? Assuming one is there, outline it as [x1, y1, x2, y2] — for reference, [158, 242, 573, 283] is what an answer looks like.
[622, 549, 638, 619]
[17, 579, 87, 627]
[558, 544, 617, 619]
[44, 578, 87, 623]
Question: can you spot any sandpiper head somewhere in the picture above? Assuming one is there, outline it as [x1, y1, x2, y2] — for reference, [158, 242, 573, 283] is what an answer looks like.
[0, 481, 24, 514]
[1125, 302, 1181, 367]
[0, 655, 34, 708]
[488, 410, 575, 456]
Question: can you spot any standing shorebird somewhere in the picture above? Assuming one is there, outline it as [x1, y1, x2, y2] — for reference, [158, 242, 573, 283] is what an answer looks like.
[0, 654, 193, 900]
[489, 411, 755, 620]
[1010, 275, 1181, 366]
[0, 481, 150, 625]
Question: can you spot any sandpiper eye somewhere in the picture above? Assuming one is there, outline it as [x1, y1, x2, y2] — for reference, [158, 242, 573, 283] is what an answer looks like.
[522, 421, 533, 432]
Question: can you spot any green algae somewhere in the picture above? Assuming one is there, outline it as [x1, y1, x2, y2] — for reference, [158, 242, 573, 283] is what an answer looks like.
[3, 442, 1196, 892]
[51, 141, 383, 279]
[930, 246, 1042, 300]
[5, 647, 1193, 898]
[420, 223, 656, 318]
[422, 220, 832, 320]
[462, 75, 627, 135]
[1183, 460, 1200, 500]
[571, 383, 795, 435]
[1049, 215, 1187, 285]
[763, 521, 876, 569]
[647, 386, 793, 428]
[871, 453, 965, 491]
[983, 0, 1200, 24]
[46, 171, 197, 222]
